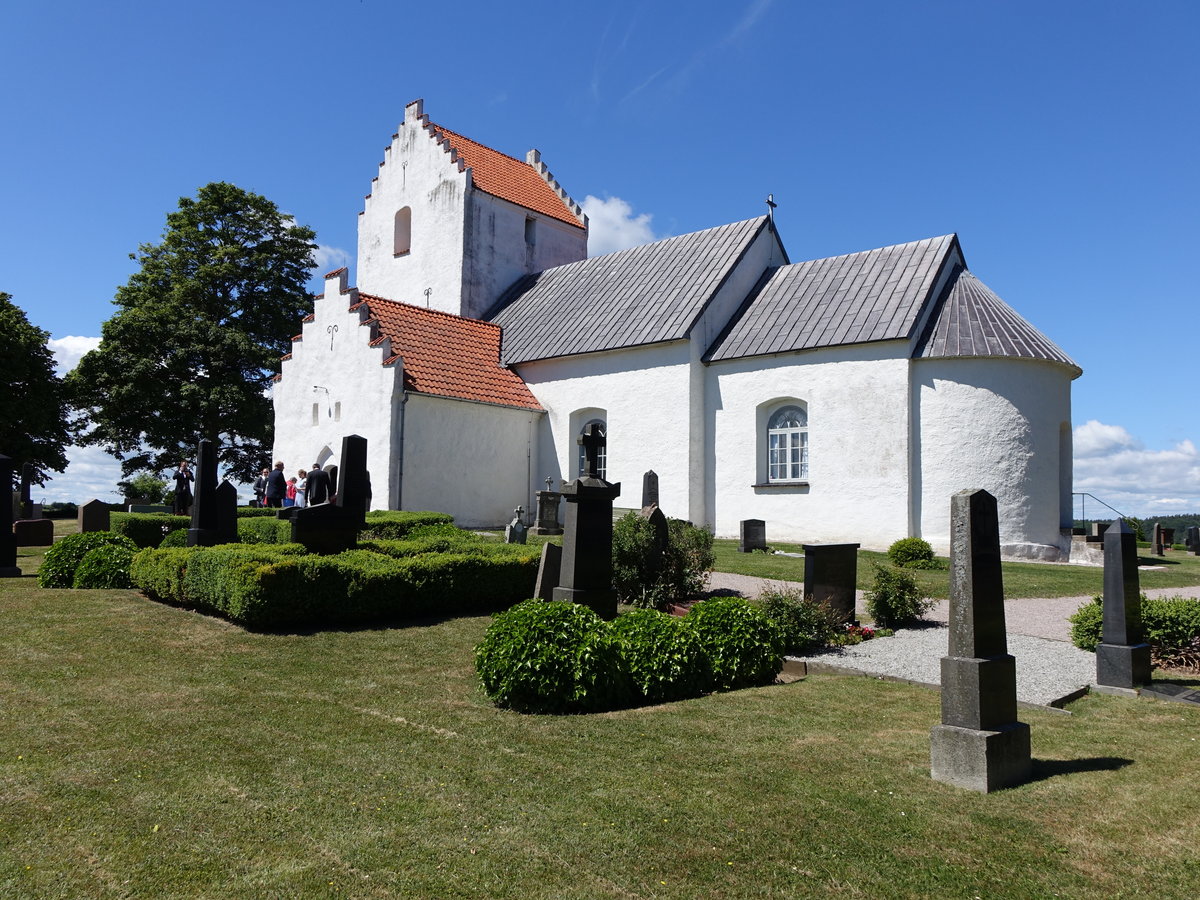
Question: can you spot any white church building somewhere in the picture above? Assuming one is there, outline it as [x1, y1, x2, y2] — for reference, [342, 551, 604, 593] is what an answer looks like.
[274, 99, 1081, 559]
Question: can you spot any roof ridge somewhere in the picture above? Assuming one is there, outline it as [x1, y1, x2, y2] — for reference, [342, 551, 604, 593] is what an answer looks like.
[792, 234, 958, 268]
[357, 291, 504, 331]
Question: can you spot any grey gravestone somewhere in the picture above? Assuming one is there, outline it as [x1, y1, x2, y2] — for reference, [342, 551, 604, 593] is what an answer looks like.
[1153, 522, 1164, 556]
[930, 489, 1031, 793]
[0, 454, 20, 577]
[641, 470, 659, 509]
[285, 435, 368, 554]
[215, 481, 239, 545]
[19, 463, 34, 520]
[1091, 522, 1110, 538]
[1188, 525, 1200, 556]
[78, 498, 110, 533]
[505, 506, 528, 544]
[553, 423, 621, 618]
[534, 542, 562, 601]
[529, 476, 563, 536]
[803, 543, 860, 623]
[1161, 527, 1175, 548]
[188, 439, 221, 547]
[1095, 518, 1152, 690]
[739, 518, 766, 553]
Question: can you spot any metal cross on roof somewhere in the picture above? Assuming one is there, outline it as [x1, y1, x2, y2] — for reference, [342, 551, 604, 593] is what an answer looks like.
[578, 423, 605, 478]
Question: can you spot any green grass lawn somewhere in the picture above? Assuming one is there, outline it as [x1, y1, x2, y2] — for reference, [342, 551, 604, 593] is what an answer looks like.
[3, 541, 1200, 897]
[711, 540, 1200, 599]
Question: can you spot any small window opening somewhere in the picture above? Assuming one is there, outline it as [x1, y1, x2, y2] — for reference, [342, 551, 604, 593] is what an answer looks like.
[524, 216, 536, 246]
[394, 207, 412, 256]
[312, 403, 319, 426]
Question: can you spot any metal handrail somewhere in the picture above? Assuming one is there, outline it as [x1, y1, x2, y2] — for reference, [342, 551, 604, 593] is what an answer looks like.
[1073, 492, 1128, 523]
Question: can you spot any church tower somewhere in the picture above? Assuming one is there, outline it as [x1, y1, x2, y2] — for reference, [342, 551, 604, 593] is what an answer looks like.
[356, 99, 588, 319]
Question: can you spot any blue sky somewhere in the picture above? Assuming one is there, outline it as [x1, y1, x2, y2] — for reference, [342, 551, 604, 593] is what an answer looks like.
[2, 0, 1197, 517]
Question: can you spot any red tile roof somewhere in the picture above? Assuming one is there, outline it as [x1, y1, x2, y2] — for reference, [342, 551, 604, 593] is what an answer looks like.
[430, 124, 584, 229]
[358, 292, 542, 411]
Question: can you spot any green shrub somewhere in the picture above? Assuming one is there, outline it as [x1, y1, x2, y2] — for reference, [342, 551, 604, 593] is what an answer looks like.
[360, 511, 456, 541]
[237, 516, 294, 544]
[610, 609, 712, 703]
[72, 544, 137, 589]
[360, 527, 495, 559]
[904, 557, 947, 570]
[159, 528, 189, 548]
[236, 507, 279, 518]
[38, 532, 139, 589]
[119, 472, 167, 504]
[130, 547, 196, 604]
[887, 537, 934, 568]
[864, 563, 932, 629]
[110, 512, 191, 548]
[759, 587, 842, 654]
[611, 513, 715, 610]
[1071, 595, 1200, 666]
[475, 600, 633, 713]
[685, 597, 784, 691]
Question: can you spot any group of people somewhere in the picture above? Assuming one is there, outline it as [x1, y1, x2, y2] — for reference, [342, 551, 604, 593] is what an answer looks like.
[252, 461, 332, 509]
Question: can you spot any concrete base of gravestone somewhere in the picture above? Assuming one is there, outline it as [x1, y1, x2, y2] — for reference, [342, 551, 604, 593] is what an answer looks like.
[1096, 641, 1152, 690]
[930, 721, 1031, 793]
[940, 655, 1019, 730]
[13, 519, 54, 546]
[803, 543, 860, 623]
[552, 585, 616, 619]
[534, 543, 562, 601]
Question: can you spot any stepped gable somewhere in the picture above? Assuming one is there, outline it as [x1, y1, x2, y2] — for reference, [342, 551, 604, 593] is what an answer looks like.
[356, 294, 542, 411]
[915, 269, 1080, 373]
[428, 123, 584, 229]
[705, 235, 957, 362]
[490, 217, 770, 365]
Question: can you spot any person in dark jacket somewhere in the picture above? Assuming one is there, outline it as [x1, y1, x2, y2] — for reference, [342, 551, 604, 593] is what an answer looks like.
[305, 463, 331, 506]
[265, 462, 287, 508]
[172, 460, 194, 515]
[253, 468, 269, 507]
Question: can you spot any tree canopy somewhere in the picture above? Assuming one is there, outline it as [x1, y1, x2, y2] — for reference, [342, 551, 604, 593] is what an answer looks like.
[0, 292, 73, 489]
[68, 182, 317, 481]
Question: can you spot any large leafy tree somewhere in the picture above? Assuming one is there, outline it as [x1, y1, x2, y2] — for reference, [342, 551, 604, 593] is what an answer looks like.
[68, 182, 317, 481]
[0, 292, 73, 488]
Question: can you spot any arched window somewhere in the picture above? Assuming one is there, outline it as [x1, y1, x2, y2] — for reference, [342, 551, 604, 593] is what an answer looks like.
[767, 404, 808, 482]
[577, 418, 607, 479]
[394, 207, 412, 256]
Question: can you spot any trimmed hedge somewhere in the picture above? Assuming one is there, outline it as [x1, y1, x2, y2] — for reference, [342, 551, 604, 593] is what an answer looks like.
[39, 532, 139, 588]
[1070, 595, 1200, 661]
[610, 609, 712, 704]
[236, 507, 280, 518]
[130, 542, 538, 629]
[237, 516, 295, 544]
[360, 510, 456, 541]
[887, 537, 935, 568]
[111, 512, 191, 549]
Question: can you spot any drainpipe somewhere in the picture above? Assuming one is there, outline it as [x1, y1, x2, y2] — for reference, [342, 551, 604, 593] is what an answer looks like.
[394, 390, 408, 510]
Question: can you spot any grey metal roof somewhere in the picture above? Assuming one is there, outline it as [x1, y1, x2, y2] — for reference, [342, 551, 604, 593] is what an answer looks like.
[704, 234, 957, 362]
[915, 269, 1080, 373]
[490, 217, 769, 365]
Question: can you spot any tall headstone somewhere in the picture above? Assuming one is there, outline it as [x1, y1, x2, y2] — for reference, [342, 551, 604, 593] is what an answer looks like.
[1161, 527, 1175, 549]
[326, 464, 339, 500]
[1188, 525, 1200, 556]
[930, 489, 1031, 793]
[286, 435, 368, 554]
[534, 542, 562, 601]
[803, 543, 860, 624]
[0, 455, 20, 577]
[1153, 522, 1164, 556]
[553, 423, 621, 618]
[215, 481, 240, 545]
[739, 518, 767, 553]
[529, 476, 563, 536]
[641, 470, 659, 509]
[505, 506, 528, 544]
[78, 498, 110, 533]
[1095, 518, 1152, 691]
[19, 463, 34, 520]
[188, 439, 220, 547]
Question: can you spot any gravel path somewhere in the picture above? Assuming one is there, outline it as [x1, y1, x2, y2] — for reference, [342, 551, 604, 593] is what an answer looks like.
[705, 571, 1200, 708]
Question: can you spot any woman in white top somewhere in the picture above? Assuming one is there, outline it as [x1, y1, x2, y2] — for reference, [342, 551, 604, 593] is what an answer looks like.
[294, 468, 308, 508]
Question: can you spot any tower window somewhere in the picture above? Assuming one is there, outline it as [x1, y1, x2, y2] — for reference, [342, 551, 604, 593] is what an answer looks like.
[394, 207, 412, 256]
[524, 216, 536, 246]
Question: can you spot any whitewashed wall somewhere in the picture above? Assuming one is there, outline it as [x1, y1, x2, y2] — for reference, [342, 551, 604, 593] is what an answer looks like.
[913, 356, 1075, 558]
[401, 393, 541, 527]
[273, 273, 402, 507]
[708, 342, 913, 547]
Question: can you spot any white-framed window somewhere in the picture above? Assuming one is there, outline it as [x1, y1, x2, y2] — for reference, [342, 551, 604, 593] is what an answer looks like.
[394, 207, 412, 256]
[767, 404, 808, 482]
[577, 418, 607, 479]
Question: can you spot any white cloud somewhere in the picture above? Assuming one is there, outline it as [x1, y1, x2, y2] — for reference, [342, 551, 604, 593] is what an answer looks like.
[34, 444, 125, 505]
[47, 335, 101, 374]
[582, 195, 658, 257]
[1073, 420, 1200, 517]
[313, 244, 350, 273]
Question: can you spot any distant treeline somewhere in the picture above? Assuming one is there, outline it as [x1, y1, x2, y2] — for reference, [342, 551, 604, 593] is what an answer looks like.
[1081, 514, 1199, 539]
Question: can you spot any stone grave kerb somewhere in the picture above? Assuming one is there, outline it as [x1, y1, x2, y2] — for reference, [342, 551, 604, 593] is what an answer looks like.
[0, 454, 20, 576]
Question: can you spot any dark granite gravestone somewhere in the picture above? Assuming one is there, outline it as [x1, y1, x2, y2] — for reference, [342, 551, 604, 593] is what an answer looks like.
[78, 499, 110, 533]
[505, 506, 528, 544]
[534, 542, 562, 601]
[1153, 522, 1164, 556]
[215, 481, 239, 545]
[1161, 527, 1175, 548]
[553, 423, 621, 618]
[529, 476, 563, 536]
[803, 543, 860, 623]
[13, 518, 53, 546]
[1188, 526, 1200, 556]
[284, 435, 368, 554]
[1095, 518, 1152, 691]
[20, 463, 34, 520]
[326, 464, 339, 500]
[0, 455, 20, 577]
[930, 489, 1031, 793]
[188, 439, 222, 547]
[739, 518, 766, 553]
[641, 470, 659, 509]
